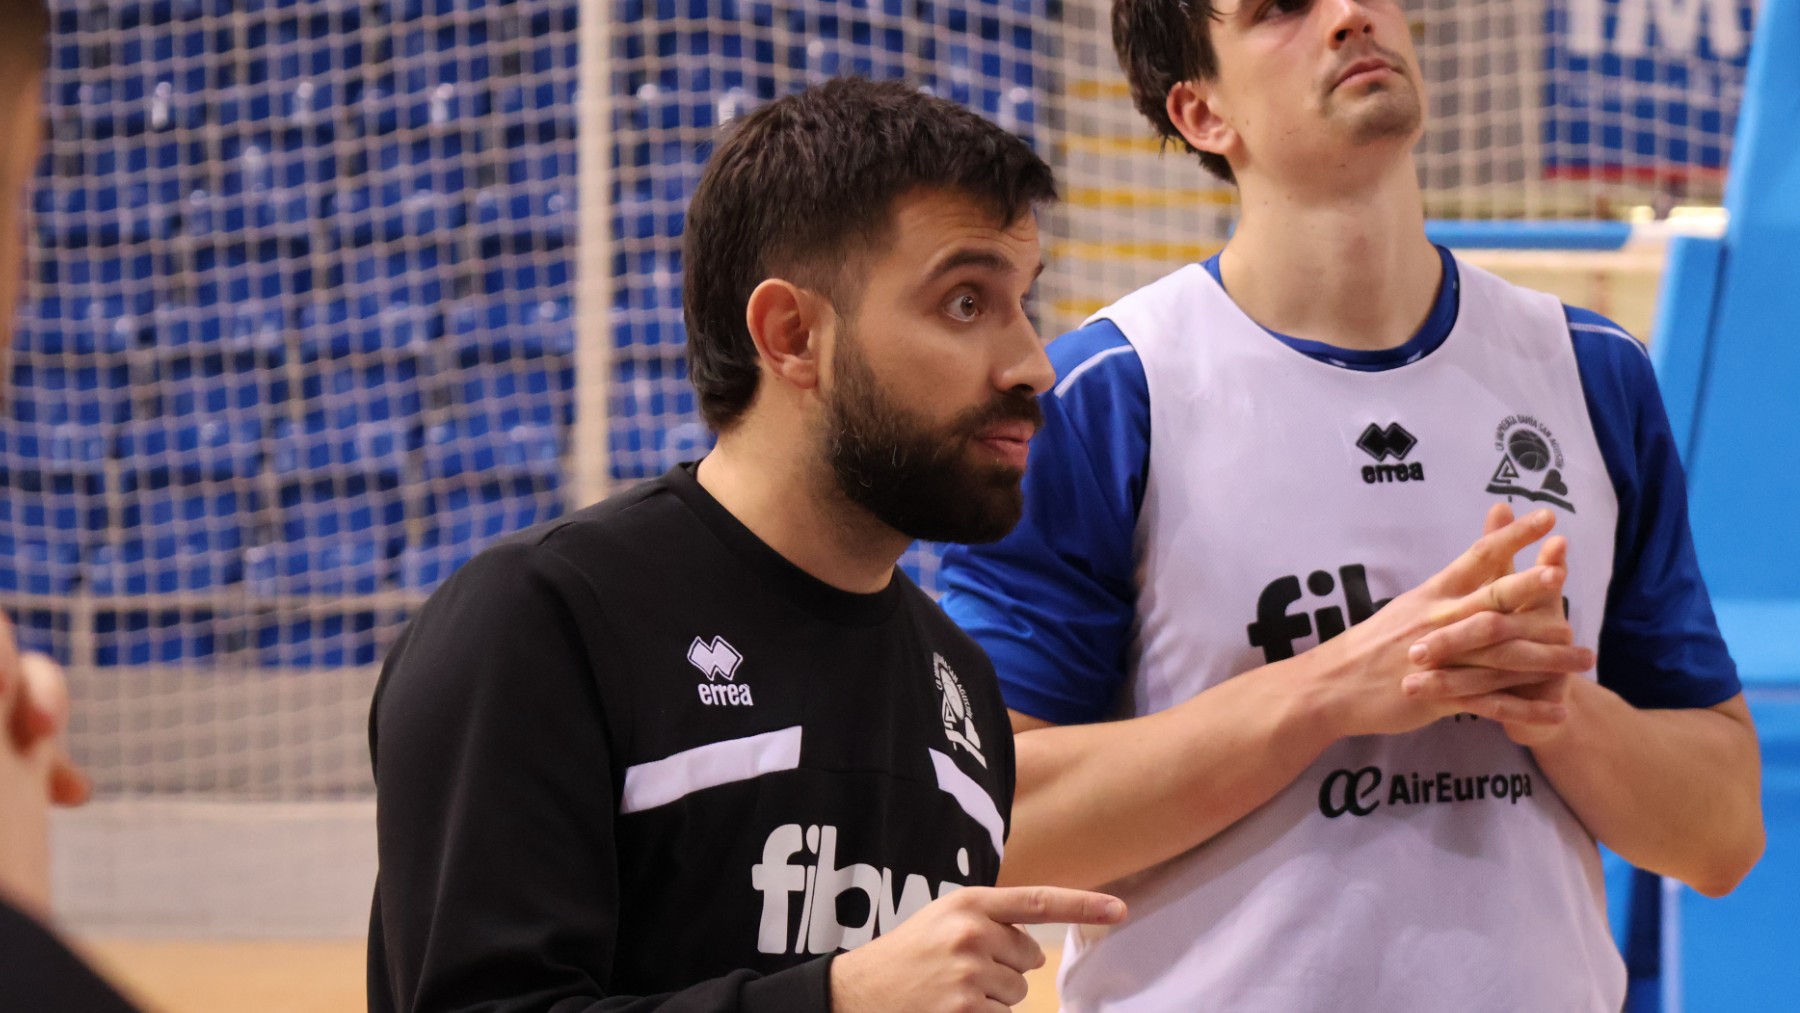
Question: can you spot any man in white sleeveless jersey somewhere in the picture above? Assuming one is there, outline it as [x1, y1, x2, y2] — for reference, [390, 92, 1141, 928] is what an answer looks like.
[938, 2, 1765, 1010]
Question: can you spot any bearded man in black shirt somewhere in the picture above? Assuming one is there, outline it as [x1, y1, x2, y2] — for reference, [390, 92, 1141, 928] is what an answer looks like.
[368, 77, 1126, 1013]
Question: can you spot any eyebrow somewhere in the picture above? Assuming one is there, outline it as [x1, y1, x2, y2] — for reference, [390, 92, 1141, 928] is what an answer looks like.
[924, 248, 1046, 284]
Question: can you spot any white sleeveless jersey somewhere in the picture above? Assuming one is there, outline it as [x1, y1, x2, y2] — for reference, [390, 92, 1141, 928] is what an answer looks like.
[1057, 260, 1625, 1012]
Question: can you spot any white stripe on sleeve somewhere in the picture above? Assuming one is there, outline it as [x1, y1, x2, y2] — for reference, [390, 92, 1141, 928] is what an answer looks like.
[929, 748, 1006, 860]
[620, 726, 804, 814]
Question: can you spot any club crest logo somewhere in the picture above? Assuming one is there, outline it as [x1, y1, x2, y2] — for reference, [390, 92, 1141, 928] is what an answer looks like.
[933, 654, 986, 768]
[1486, 415, 1574, 512]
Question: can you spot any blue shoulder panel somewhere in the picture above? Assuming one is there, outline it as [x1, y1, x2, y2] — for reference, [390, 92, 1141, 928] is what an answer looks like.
[1567, 305, 1740, 709]
[939, 320, 1149, 725]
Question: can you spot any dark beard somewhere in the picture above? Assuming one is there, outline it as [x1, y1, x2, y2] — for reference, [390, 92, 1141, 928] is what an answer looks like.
[823, 332, 1042, 544]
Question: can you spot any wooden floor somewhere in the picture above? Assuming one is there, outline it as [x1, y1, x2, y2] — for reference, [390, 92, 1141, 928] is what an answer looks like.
[76, 938, 1064, 1013]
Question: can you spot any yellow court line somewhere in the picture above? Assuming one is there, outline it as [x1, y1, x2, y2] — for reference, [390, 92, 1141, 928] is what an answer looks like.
[1060, 133, 1170, 157]
[1052, 239, 1222, 263]
[1065, 186, 1238, 210]
[1068, 78, 1132, 101]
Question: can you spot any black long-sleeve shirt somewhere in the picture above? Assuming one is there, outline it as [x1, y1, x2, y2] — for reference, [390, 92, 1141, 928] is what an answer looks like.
[0, 897, 142, 1012]
[368, 464, 1015, 1012]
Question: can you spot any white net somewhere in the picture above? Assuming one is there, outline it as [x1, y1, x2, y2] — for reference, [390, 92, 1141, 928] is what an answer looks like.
[2, 0, 1758, 934]
[8, 0, 578, 802]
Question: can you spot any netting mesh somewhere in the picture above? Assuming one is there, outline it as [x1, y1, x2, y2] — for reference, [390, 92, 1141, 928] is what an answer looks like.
[0, 0, 1756, 811]
[7, 0, 577, 797]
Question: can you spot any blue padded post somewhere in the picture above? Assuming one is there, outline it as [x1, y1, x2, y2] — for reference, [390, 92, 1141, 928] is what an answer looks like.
[1648, 235, 1724, 462]
[1653, 0, 1800, 1008]
[1681, 0, 1800, 599]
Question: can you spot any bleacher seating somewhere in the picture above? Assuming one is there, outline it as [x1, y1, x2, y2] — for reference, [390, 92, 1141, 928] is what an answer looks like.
[1, 0, 1045, 665]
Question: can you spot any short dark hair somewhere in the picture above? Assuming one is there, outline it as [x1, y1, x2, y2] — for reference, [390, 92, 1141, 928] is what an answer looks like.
[683, 77, 1057, 431]
[1113, 0, 1234, 183]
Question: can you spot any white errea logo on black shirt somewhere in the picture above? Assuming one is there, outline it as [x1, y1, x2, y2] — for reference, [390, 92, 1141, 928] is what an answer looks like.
[933, 654, 985, 767]
[688, 636, 753, 707]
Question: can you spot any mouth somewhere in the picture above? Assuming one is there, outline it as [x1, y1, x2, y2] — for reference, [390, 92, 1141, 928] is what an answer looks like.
[1334, 58, 1396, 91]
[972, 421, 1037, 470]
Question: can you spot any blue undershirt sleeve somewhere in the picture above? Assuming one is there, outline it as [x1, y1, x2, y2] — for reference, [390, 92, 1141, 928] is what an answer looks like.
[939, 320, 1148, 726]
[1567, 306, 1740, 709]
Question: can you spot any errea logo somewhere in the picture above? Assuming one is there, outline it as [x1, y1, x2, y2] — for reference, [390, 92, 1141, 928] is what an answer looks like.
[1356, 422, 1425, 484]
[688, 636, 753, 707]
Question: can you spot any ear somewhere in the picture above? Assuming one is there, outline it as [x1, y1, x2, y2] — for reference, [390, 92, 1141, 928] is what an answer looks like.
[1166, 79, 1236, 164]
[744, 278, 828, 393]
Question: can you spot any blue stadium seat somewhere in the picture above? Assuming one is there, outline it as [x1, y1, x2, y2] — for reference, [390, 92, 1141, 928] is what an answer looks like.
[524, 3, 578, 35]
[185, 174, 315, 243]
[274, 77, 349, 144]
[94, 610, 217, 667]
[271, 417, 412, 484]
[379, 0, 491, 20]
[158, 358, 285, 418]
[184, 239, 313, 305]
[474, 185, 574, 256]
[447, 297, 575, 364]
[298, 298, 440, 360]
[149, 300, 292, 364]
[399, 480, 563, 589]
[14, 309, 144, 358]
[116, 417, 265, 488]
[117, 487, 252, 549]
[456, 364, 573, 429]
[396, 541, 475, 590]
[325, 242, 460, 307]
[613, 195, 671, 243]
[299, 359, 423, 427]
[258, 462, 407, 596]
[30, 251, 163, 300]
[0, 488, 105, 544]
[0, 420, 112, 495]
[423, 416, 561, 485]
[608, 355, 704, 481]
[33, 181, 178, 247]
[255, 612, 385, 668]
[497, 81, 576, 147]
[398, 21, 493, 78]
[88, 537, 241, 595]
[481, 254, 573, 298]
[0, 537, 81, 596]
[502, 144, 575, 187]
[5, 364, 130, 425]
[613, 266, 683, 348]
[326, 180, 469, 247]
[246, 537, 389, 597]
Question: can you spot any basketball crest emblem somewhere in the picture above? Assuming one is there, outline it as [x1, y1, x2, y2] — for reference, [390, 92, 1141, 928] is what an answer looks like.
[1486, 414, 1574, 512]
[933, 654, 986, 768]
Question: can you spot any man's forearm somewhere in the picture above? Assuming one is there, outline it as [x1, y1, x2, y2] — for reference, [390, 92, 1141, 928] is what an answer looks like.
[1531, 682, 1763, 897]
[998, 657, 1337, 891]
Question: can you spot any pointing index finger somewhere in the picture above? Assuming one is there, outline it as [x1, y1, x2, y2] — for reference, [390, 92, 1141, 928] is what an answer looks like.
[974, 886, 1127, 926]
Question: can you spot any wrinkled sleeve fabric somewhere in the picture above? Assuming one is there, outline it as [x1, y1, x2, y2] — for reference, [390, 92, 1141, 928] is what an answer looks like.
[1567, 306, 1740, 709]
[368, 540, 832, 1013]
[940, 320, 1150, 725]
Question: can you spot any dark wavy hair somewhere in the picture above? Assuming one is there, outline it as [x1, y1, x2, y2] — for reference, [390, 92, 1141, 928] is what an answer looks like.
[1113, 0, 1233, 182]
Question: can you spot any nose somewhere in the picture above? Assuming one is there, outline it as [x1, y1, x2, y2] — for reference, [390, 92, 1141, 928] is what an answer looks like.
[996, 315, 1055, 397]
[1325, 0, 1376, 47]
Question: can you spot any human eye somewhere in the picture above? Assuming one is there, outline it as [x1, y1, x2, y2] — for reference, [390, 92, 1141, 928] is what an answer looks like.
[944, 290, 981, 323]
[1259, 0, 1309, 18]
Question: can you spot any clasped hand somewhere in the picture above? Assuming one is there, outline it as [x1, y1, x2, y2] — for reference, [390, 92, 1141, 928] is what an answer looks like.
[1314, 503, 1592, 744]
